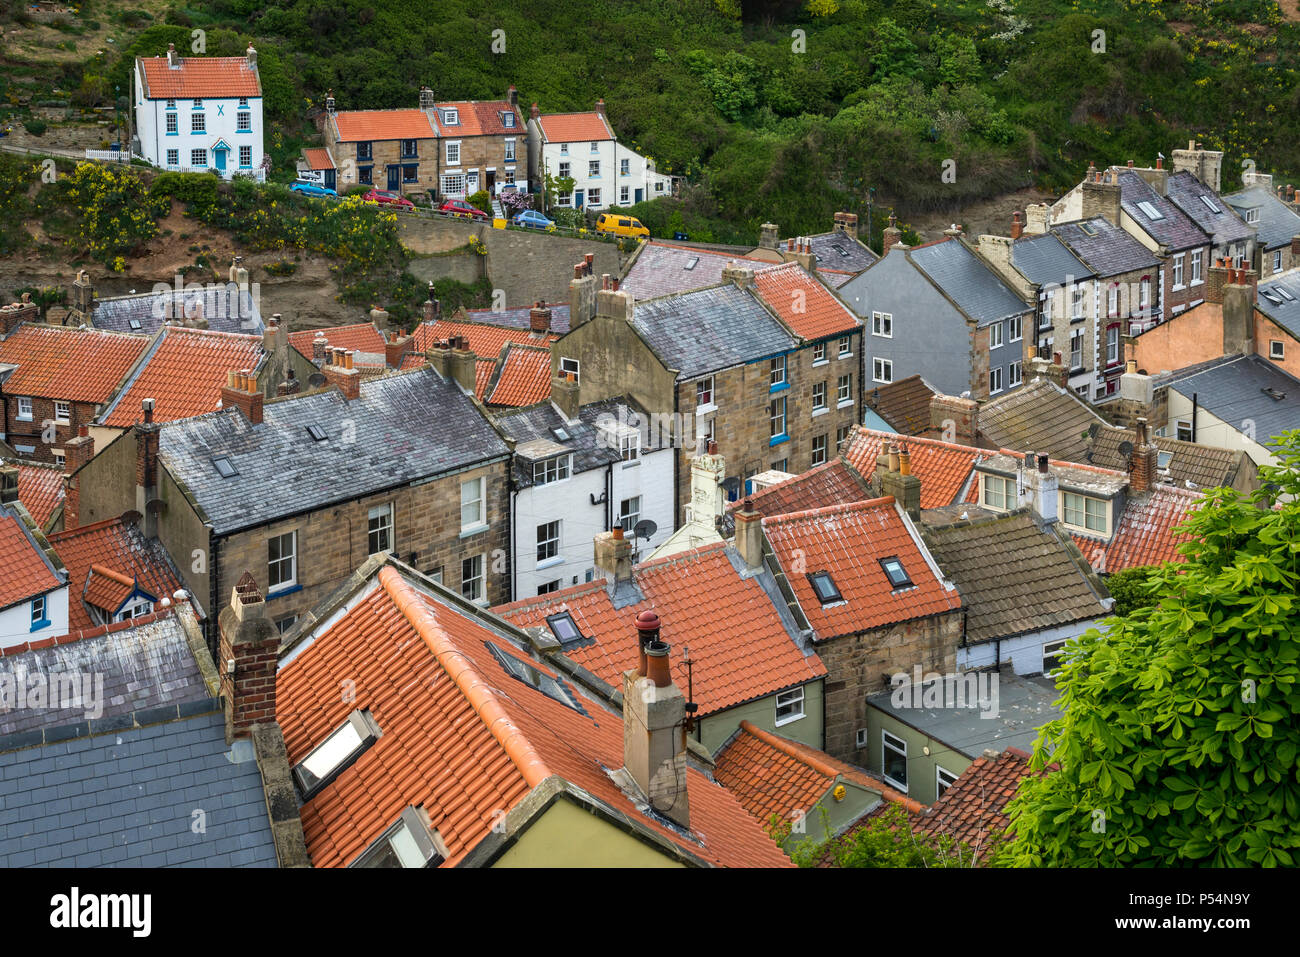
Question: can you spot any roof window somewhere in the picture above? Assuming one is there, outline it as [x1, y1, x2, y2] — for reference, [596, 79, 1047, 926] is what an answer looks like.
[683, 257, 699, 271]
[487, 641, 583, 712]
[808, 571, 843, 605]
[880, 556, 912, 589]
[1136, 200, 1164, 221]
[293, 709, 382, 799]
[306, 424, 328, 441]
[212, 456, 238, 478]
[351, 806, 446, 868]
[1199, 195, 1222, 214]
[545, 612, 583, 645]
[551, 426, 570, 442]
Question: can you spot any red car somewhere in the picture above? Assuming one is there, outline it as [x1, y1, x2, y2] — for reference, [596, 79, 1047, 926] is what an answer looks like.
[439, 198, 490, 221]
[363, 189, 415, 210]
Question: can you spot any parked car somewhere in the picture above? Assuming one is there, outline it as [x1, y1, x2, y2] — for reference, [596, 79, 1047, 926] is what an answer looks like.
[290, 180, 337, 198]
[513, 210, 553, 230]
[595, 213, 650, 239]
[439, 198, 490, 221]
[364, 189, 415, 210]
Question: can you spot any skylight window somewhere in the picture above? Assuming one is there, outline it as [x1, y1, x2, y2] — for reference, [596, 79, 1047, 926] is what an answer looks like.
[128, 318, 142, 330]
[807, 571, 843, 605]
[1136, 201, 1164, 221]
[551, 426, 570, 442]
[1262, 290, 1284, 306]
[1157, 450, 1174, 469]
[351, 807, 446, 868]
[487, 642, 583, 712]
[293, 709, 382, 799]
[1277, 286, 1296, 302]
[831, 243, 849, 258]
[212, 456, 238, 478]
[1078, 222, 1096, 236]
[545, 612, 583, 645]
[306, 424, 328, 441]
[880, 557, 912, 589]
[1199, 195, 1222, 214]
[683, 256, 699, 270]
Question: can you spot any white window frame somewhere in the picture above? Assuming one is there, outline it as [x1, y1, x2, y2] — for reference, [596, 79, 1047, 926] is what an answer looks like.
[461, 554, 485, 603]
[1042, 638, 1068, 675]
[981, 474, 1014, 511]
[872, 358, 893, 383]
[1009, 315, 1022, 342]
[165, 112, 178, 135]
[236, 111, 251, 132]
[1140, 278, 1151, 308]
[936, 765, 959, 798]
[16, 396, 33, 421]
[536, 520, 561, 563]
[533, 454, 571, 486]
[1274, 250, 1283, 274]
[838, 336, 852, 358]
[812, 381, 826, 411]
[1172, 254, 1185, 289]
[619, 496, 641, 533]
[267, 531, 297, 592]
[504, 138, 516, 162]
[695, 375, 715, 410]
[1176, 419, 1194, 442]
[239, 145, 252, 168]
[989, 322, 1004, 350]
[882, 730, 908, 791]
[872, 311, 893, 338]
[1270, 339, 1285, 360]
[445, 141, 461, 165]
[1070, 329, 1085, 370]
[989, 367, 1003, 395]
[367, 503, 394, 556]
[620, 157, 630, 176]
[769, 396, 786, 438]
[191, 111, 205, 134]
[31, 595, 46, 626]
[442, 108, 459, 126]
[460, 476, 485, 532]
[1061, 491, 1108, 534]
[1190, 249, 1202, 285]
[812, 342, 827, 364]
[1008, 360, 1023, 387]
[775, 687, 805, 726]
[560, 357, 580, 384]
[770, 355, 787, 387]
[837, 374, 852, 406]
[811, 433, 827, 466]
[588, 160, 601, 178]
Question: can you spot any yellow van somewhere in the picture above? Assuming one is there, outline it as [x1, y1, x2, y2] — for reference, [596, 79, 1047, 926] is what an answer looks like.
[595, 213, 650, 239]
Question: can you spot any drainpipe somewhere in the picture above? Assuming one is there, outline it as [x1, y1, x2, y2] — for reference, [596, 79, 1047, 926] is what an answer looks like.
[1191, 392, 1198, 443]
[604, 462, 613, 536]
[508, 468, 518, 603]
[207, 527, 220, 662]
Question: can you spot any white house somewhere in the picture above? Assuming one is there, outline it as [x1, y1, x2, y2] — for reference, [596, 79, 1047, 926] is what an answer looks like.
[496, 398, 674, 600]
[527, 100, 674, 212]
[0, 497, 69, 645]
[133, 43, 265, 180]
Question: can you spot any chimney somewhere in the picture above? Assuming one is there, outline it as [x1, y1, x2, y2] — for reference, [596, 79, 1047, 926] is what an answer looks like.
[943, 224, 963, 239]
[506, 84, 518, 109]
[218, 572, 279, 743]
[61, 426, 95, 530]
[418, 86, 434, 110]
[569, 260, 597, 328]
[1291, 235, 1300, 261]
[385, 334, 410, 369]
[1028, 352, 1068, 389]
[369, 305, 389, 332]
[622, 613, 690, 829]
[0, 299, 38, 338]
[1023, 203, 1050, 236]
[1130, 419, 1158, 493]
[325, 89, 336, 114]
[928, 393, 977, 446]
[166, 43, 178, 68]
[1010, 211, 1024, 240]
[786, 236, 816, 273]
[134, 399, 160, 538]
[1118, 359, 1154, 419]
[1020, 452, 1059, 523]
[529, 302, 552, 333]
[1171, 140, 1223, 193]
[733, 499, 764, 573]
[1081, 164, 1122, 225]
[530, 102, 540, 121]
[882, 213, 902, 252]
[594, 98, 606, 116]
[1206, 257, 1231, 305]
[262, 315, 278, 354]
[759, 222, 780, 250]
[1222, 269, 1255, 356]
[721, 262, 755, 289]
[834, 211, 859, 238]
[594, 527, 634, 588]
[276, 368, 301, 397]
[0, 465, 17, 505]
[551, 371, 580, 421]
[878, 445, 922, 520]
[685, 441, 726, 529]
[311, 333, 329, 362]
[220, 369, 265, 425]
[72, 269, 94, 316]
[246, 45, 257, 70]
[448, 338, 477, 394]
[422, 283, 441, 323]
[595, 286, 634, 323]
[322, 349, 362, 401]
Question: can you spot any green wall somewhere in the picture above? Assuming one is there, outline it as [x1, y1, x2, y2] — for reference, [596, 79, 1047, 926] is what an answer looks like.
[864, 706, 972, 807]
[700, 679, 824, 755]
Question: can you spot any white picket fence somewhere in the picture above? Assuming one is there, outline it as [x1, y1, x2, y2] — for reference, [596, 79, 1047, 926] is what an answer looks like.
[84, 149, 136, 163]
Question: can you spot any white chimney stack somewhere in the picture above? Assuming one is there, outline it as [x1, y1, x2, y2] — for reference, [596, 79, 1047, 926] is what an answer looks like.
[623, 611, 691, 829]
[1019, 452, 1058, 524]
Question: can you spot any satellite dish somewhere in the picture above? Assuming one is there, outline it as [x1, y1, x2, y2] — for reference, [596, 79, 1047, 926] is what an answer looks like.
[633, 519, 657, 541]
[1118, 440, 1134, 457]
[307, 372, 327, 388]
[721, 476, 741, 496]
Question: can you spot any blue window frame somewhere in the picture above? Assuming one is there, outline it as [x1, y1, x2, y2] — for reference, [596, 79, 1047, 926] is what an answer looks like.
[357, 141, 373, 161]
[30, 595, 50, 631]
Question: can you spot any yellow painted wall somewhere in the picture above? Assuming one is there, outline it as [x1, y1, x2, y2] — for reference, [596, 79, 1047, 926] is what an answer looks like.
[492, 799, 689, 868]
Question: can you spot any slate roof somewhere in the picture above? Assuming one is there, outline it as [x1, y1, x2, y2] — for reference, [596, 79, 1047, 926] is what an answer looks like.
[752, 261, 862, 341]
[1010, 232, 1094, 285]
[630, 283, 798, 380]
[1157, 353, 1300, 448]
[620, 242, 769, 301]
[495, 541, 825, 719]
[484, 344, 553, 406]
[0, 502, 64, 612]
[912, 748, 1036, 861]
[1071, 485, 1202, 574]
[331, 109, 436, 142]
[763, 498, 962, 641]
[1114, 169, 1210, 252]
[98, 326, 264, 428]
[280, 564, 791, 867]
[0, 706, 277, 867]
[157, 367, 509, 535]
[805, 230, 879, 274]
[978, 377, 1105, 464]
[1087, 427, 1250, 490]
[908, 239, 1031, 327]
[138, 55, 261, 99]
[1254, 273, 1300, 342]
[49, 519, 187, 633]
[8, 459, 64, 530]
[535, 111, 615, 142]
[411, 319, 557, 359]
[493, 397, 645, 485]
[1052, 217, 1160, 278]
[842, 428, 983, 508]
[920, 510, 1109, 645]
[721, 458, 872, 536]
[429, 100, 524, 137]
[91, 285, 264, 336]
[0, 325, 149, 403]
[1164, 171, 1253, 248]
[1222, 185, 1300, 250]
[0, 607, 208, 735]
[464, 302, 571, 335]
[864, 374, 939, 436]
[867, 669, 1062, 758]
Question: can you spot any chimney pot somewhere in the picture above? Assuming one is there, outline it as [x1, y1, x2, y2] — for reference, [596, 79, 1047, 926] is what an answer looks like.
[644, 642, 672, 688]
[1037, 453, 1049, 474]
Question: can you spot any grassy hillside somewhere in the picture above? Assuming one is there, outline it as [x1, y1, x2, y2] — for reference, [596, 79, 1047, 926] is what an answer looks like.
[3, 0, 1300, 245]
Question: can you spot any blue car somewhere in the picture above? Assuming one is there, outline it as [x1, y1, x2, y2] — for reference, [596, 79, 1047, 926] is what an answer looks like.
[290, 180, 337, 198]
[513, 209, 553, 230]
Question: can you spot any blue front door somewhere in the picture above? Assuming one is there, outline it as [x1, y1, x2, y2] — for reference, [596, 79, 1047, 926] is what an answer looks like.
[387, 166, 400, 191]
[214, 148, 227, 172]
[575, 189, 584, 209]
[635, 188, 643, 203]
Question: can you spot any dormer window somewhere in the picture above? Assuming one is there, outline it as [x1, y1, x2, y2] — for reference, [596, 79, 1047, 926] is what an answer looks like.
[293, 709, 382, 799]
[503, 112, 515, 128]
[981, 473, 1014, 510]
[879, 557, 912, 589]
[352, 807, 446, 868]
[808, 571, 842, 605]
[442, 108, 458, 126]
[1060, 491, 1108, 534]
[533, 454, 570, 485]
[1245, 207, 1260, 224]
[545, 612, 583, 645]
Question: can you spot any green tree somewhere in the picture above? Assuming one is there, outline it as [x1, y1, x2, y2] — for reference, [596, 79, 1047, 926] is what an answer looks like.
[1105, 565, 1164, 617]
[1005, 431, 1300, 867]
[869, 19, 920, 80]
[932, 33, 981, 87]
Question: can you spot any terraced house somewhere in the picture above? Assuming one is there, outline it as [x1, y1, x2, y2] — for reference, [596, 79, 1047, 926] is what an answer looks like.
[68, 362, 512, 648]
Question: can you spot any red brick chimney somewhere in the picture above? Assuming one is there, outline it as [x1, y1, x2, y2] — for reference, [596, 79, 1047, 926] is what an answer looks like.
[61, 426, 95, 530]
[594, 98, 606, 116]
[530, 102, 540, 120]
[1010, 211, 1024, 240]
[1206, 257, 1231, 305]
[734, 499, 764, 572]
[134, 399, 160, 538]
[1130, 418, 1158, 493]
[385, 333, 410, 369]
[882, 213, 902, 253]
[220, 369, 264, 425]
[322, 348, 361, 401]
[529, 302, 552, 333]
[218, 571, 279, 743]
[0, 298, 38, 338]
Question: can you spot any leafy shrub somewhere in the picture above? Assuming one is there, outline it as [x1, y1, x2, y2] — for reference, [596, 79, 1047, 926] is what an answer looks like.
[22, 119, 46, 137]
[149, 171, 220, 211]
[466, 190, 492, 215]
[61, 163, 167, 269]
[264, 260, 298, 277]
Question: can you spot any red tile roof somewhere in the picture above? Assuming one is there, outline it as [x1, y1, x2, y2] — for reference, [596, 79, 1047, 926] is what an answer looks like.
[753, 261, 861, 340]
[139, 55, 261, 99]
[485, 344, 552, 407]
[726, 458, 871, 526]
[0, 508, 61, 611]
[302, 148, 335, 171]
[536, 111, 615, 143]
[288, 322, 388, 360]
[332, 109, 436, 142]
[763, 498, 962, 640]
[430, 101, 524, 137]
[277, 565, 791, 867]
[48, 519, 185, 633]
[99, 327, 263, 428]
[1071, 485, 1202, 574]
[474, 359, 495, 400]
[715, 721, 924, 835]
[83, 564, 134, 615]
[843, 427, 983, 508]
[495, 542, 826, 718]
[0, 325, 150, 403]
[412, 319, 558, 359]
[11, 461, 64, 530]
[913, 748, 1036, 861]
